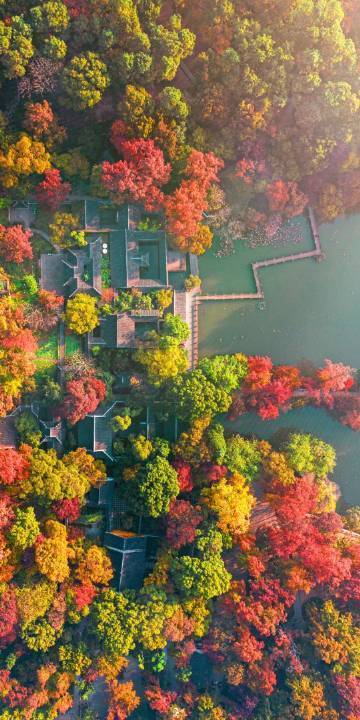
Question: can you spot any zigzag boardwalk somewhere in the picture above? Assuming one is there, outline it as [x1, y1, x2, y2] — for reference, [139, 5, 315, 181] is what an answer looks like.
[192, 209, 324, 364]
[198, 208, 323, 304]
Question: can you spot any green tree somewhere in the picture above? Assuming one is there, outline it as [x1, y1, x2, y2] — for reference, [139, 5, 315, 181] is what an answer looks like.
[224, 435, 262, 482]
[43, 35, 67, 60]
[30, 1, 69, 34]
[119, 84, 155, 138]
[8, 507, 40, 551]
[0, 16, 34, 79]
[64, 294, 99, 335]
[343, 506, 360, 533]
[21, 618, 57, 652]
[283, 433, 336, 478]
[90, 589, 139, 659]
[62, 52, 110, 109]
[136, 586, 173, 651]
[171, 554, 231, 600]
[158, 86, 189, 120]
[161, 313, 190, 346]
[205, 423, 226, 464]
[38, 376, 62, 404]
[198, 353, 248, 393]
[150, 16, 196, 81]
[130, 434, 153, 461]
[125, 456, 179, 517]
[49, 212, 83, 249]
[59, 644, 92, 675]
[14, 411, 42, 448]
[168, 369, 232, 421]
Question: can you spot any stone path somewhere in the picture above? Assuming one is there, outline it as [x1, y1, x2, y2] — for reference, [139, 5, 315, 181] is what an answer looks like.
[174, 290, 199, 368]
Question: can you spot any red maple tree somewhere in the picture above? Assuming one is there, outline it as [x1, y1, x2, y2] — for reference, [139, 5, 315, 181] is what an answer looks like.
[166, 499, 202, 550]
[52, 497, 81, 522]
[101, 138, 171, 211]
[35, 169, 72, 211]
[0, 225, 33, 264]
[0, 448, 30, 487]
[164, 150, 223, 239]
[60, 375, 107, 425]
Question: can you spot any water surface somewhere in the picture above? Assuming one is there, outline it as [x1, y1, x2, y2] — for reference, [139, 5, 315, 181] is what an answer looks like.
[199, 214, 360, 503]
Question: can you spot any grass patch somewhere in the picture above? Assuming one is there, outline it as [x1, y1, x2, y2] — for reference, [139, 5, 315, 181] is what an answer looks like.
[0, 208, 9, 224]
[31, 232, 53, 256]
[101, 253, 111, 287]
[65, 333, 82, 356]
[35, 330, 58, 377]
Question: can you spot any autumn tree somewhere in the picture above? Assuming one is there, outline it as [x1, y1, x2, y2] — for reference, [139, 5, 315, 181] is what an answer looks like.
[107, 680, 140, 720]
[134, 344, 188, 385]
[166, 499, 202, 549]
[201, 471, 255, 536]
[165, 150, 223, 242]
[64, 293, 99, 334]
[35, 169, 71, 211]
[265, 179, 308, 218]
[101, 138, 171, 211]
[0, 134, 51, 189]
[123, 456, 179, 517]
[49, 211, 84, 248]
[307, 600, 360, 675]
[334, 393, 360, 431]
[283, 433, 336, 478]
[24, 98, 51, 135]
[60, 375, 107, 425]
[76, 545, 113, 586]
[0, 224, 33, 264]
[35, 520, 69, 583]
[62, 51, 110, 109]
[289, 675, 326, 720]
[21, 446, 106, 506]
[0, 296, 37, 416]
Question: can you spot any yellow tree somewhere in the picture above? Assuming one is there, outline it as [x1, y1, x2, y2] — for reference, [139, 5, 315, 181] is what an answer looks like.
[134, 345, 188, 385]
[0, 134, 51, 188]
[308, 600, 360, 674]
[64, 293, 99, 335]
[35, 520, 69, 583]
[76, 545, 113, 586]
[200, 471, 255, 536]
[262, 450, 296, 487]
[290, 675, 326, 720]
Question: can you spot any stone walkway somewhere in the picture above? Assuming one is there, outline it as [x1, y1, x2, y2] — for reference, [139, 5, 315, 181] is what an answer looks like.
[174, 290, 199, 368]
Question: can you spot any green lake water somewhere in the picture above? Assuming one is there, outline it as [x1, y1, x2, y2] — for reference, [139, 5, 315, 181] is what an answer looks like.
[199, 214, 360, 504]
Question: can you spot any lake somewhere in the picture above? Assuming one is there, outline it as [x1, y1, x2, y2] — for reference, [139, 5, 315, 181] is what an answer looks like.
[199, 214, 360, 504]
